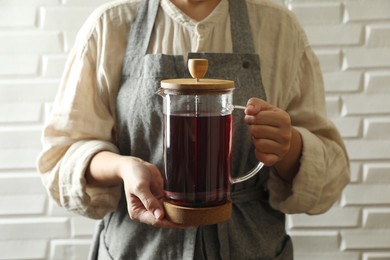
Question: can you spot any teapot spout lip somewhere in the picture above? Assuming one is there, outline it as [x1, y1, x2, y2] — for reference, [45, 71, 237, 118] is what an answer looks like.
[156, 88, 166, 97]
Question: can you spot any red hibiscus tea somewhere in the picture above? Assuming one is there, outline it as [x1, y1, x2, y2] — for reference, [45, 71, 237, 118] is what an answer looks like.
[163, 113, 232, 207]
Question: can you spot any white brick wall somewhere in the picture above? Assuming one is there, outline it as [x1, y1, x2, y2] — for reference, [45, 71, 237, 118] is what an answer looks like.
[0, 0, 389, 259]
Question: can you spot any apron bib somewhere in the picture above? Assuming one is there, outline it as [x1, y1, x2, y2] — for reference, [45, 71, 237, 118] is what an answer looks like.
[89, 0, 292, 259]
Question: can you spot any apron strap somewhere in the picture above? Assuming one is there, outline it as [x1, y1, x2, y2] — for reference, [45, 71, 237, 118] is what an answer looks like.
[125, 0, 160, 56]
[228, 0, 256, 54]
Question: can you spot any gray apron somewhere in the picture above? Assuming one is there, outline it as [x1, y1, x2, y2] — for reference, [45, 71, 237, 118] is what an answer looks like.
[89, 0, 293, 259]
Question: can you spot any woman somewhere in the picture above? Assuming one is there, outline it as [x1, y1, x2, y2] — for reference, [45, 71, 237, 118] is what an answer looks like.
[37, 0, 350, 258]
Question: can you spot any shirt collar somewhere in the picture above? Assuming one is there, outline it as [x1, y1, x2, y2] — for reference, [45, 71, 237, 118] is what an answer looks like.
[161, 0, 228, 28]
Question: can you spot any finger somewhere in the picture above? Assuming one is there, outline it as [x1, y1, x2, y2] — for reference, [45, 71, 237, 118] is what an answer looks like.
[128, 194, 157, 222]
[247, 123, 281, 139]
[135, 186, 165, 220]
[254, 150, 280, 166]
[245, 98, 274, 116]
[251, 138, 284, 165]
[252, 137, 290, 157]
[248, 125, 292, 146]
[143, 162, 165, 199]
[245, 110, 290, 127]
[127, 195, 192, 228]
[153, 219, 189, 229]
[127, 193, 166, 226]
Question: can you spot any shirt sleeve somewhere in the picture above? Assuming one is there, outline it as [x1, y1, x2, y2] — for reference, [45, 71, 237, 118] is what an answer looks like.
[36, 14, 123, 219]
[267, 44, 350, 215]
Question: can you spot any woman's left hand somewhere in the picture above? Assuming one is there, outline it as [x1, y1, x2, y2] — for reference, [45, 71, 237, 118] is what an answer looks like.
[244, 97, 302, 183]
[244, 98, 293, 167]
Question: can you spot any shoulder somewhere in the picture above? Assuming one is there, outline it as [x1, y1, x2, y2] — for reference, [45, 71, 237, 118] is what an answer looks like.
[247, 0, 309, 48]
[89, 0, 141, 23]
[246, 0, 298, 22]
[76, 0, 141, 44]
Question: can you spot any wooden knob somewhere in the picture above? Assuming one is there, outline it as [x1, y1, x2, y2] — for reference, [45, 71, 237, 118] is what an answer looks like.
[188, 59, 208, 80]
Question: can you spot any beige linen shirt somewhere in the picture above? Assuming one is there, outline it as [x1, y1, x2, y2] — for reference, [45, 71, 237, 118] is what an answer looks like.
[37, 0, 350, 219]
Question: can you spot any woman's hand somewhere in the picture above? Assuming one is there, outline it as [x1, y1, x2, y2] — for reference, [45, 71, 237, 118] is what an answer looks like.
[86, 152, 184, 228]
[244, 98, 302, 182]
[118, 157, 181, 228]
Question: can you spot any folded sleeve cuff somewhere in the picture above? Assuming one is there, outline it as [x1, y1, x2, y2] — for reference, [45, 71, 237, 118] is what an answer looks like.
[58, 140, 122, 219]
[267, 127, 328, 214]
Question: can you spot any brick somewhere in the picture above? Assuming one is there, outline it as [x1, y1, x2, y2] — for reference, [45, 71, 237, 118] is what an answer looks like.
[342, 94, 390, 115]
[63, 30, 79, 52]
[0, 126, 42, 149]
[39, 6, 96, 30]
[0, 54, 39, 76]
[344, 139, 390, 160]
[0, 173, 46, 194]
[350, 162, 362, 183]
[0, 0, 60, 5]
[41, 55, 68, 78]
[0, 195, 46, 216]
[365, 71, 390, 94]
[287, 207, 360, 229]
[364, 253, 390, 260]
[331, 117, 362, 138]
[343, 48, 390, 69]
[50, 239, 91, 260]
[0, 102, 41, 123]
[0, 31, 63, 54]
[0, 239, 47, 260]
[324, 71, 362, 93]
[363, 208, 390, 228]
[345, 0, 390, 22]
[289, 231, 340, 253]
[364, 118, 390, 139]
[71, 217, 98, 237]
[0, 7, 36, 28]
[363, 163, 390, 184]
[44, 102, 54, 122]
[342, 184, 390, 206]
[0, 148, 41, 169]
[290, 3, 342, 25]
[315, 49, 342, 72]
[326, 96, 341, 118]
[0, 79, 58, 102]
[0, 218, 70, 239]
[367, 24, 390, 48]
[341, 229, 390, 250]
[305, 25, 363, 46]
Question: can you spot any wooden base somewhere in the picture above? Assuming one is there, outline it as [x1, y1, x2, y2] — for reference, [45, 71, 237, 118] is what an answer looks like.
[163, 200, 232, 226]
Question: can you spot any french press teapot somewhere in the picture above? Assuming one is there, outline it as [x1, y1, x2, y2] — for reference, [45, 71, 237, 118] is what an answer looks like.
[158, 59, 264, 226]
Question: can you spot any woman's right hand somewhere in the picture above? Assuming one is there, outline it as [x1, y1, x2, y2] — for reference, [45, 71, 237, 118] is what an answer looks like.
[86, 152, 184, 228]
[118, 157, 181, 228]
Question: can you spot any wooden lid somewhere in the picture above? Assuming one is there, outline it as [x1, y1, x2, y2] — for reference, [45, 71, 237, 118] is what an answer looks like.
[160, 59, 234, 91]
[163, 200, 232, 226]
[161, 78, 234, 90]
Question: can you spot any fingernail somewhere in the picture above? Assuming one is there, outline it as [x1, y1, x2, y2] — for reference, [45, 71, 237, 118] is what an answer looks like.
[246, 104, 255, 109]
[154, 209, 163, 220]
[245, 104, 255, 114]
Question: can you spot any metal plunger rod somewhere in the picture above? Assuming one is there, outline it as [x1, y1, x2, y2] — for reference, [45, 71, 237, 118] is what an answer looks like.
[188, 59, 208, 115]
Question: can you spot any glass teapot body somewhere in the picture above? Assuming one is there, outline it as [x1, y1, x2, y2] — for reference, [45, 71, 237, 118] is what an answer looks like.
[160, 89, 234, 207]
[158, 59, 263, 225]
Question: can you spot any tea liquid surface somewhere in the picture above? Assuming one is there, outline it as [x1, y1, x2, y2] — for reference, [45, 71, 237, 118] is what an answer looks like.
[164, 113, 232, 207]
